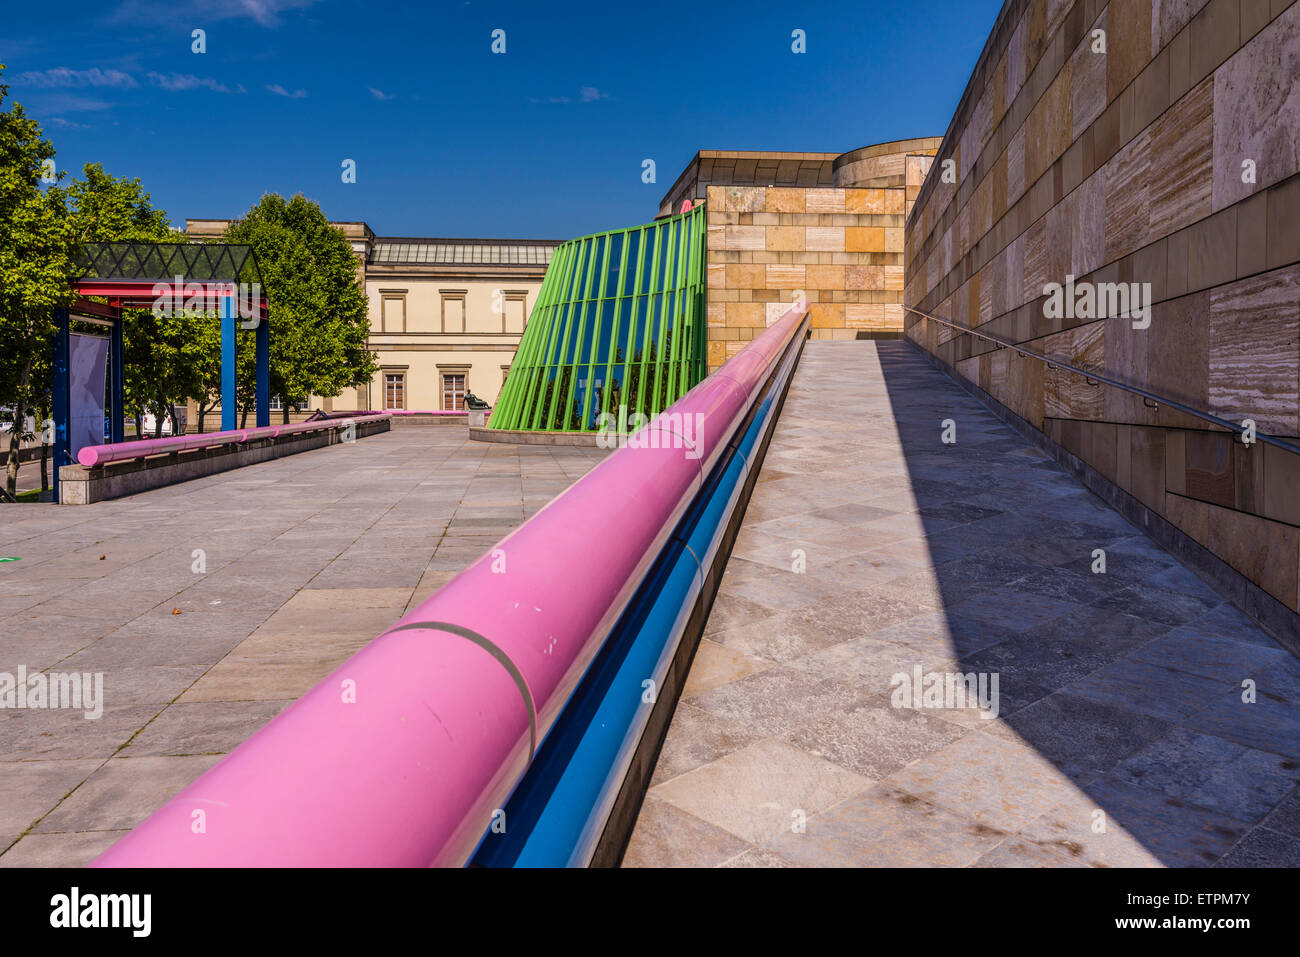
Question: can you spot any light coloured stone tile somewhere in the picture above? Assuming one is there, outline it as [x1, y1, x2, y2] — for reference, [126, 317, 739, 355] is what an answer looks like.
[651, 739, 873, 844]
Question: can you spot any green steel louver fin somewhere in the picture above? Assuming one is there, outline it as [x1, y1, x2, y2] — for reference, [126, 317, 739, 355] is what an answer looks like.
[489, 204, 707, 433]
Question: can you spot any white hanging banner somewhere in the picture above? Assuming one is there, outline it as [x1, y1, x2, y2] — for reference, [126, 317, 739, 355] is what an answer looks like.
[69, 332, 110, 461]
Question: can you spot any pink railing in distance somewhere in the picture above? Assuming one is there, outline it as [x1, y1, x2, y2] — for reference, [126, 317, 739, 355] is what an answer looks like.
[91, 302, 809, 868]
[76, 414, 392, 468]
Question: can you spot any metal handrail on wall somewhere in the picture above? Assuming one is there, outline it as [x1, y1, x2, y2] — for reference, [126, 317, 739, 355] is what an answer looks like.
[91, 301, 811, 869]
[903, 305, 1300, 456]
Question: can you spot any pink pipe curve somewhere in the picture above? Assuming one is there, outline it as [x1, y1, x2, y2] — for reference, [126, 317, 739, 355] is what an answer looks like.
[92, 302, 808, 868]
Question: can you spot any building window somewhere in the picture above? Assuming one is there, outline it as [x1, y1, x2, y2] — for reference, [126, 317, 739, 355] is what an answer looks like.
[440, 290, 467, 333]
[442, 373, 466, 411]
[268, 396, 308, 412]
[384, 373, 406, 410]
[379, 295, 403, 332]
[503, 291, 528, 332]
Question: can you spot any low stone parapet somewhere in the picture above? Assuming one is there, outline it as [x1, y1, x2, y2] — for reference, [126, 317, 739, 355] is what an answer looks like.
[58, 416, 390, 504]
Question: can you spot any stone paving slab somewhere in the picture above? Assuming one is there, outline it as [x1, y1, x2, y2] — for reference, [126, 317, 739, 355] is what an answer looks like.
[0, 428, 607, 867]
[624, 340, 1300, 868]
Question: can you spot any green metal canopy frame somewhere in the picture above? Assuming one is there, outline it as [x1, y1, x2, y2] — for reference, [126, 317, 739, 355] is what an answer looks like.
[489, 203, 707, 433]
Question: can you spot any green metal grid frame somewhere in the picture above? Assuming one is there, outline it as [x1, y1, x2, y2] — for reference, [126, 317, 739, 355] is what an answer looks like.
[489, 203, 707, 433]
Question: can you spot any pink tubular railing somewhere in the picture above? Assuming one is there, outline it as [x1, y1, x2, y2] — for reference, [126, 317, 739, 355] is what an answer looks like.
[91, 301, 809, 868]
[75, 414, 393, 468]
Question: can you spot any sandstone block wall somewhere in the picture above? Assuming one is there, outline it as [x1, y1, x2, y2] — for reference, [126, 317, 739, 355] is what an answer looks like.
[905, 0, 1300, 619]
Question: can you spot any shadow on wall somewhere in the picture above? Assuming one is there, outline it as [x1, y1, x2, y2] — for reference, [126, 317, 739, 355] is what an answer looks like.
[872, 339, 1300, 867]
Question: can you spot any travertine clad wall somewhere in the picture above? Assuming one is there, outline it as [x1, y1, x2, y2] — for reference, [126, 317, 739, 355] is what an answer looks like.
[904, 0, 1300, 619]
[705, 185, 908, 371]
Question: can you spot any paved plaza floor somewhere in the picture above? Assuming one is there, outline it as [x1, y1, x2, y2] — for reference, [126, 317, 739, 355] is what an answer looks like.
[624, 340, 1300, 867]
[0, 427, 607, 866]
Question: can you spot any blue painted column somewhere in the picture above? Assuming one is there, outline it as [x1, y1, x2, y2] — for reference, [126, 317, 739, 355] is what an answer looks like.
[50, 308, 71, 503]
[221, 293, 237, 431]
[255, 309, 270, 428]
[110, 314, 125, 443]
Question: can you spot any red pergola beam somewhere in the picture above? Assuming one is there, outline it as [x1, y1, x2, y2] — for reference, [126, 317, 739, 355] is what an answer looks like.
[71, 280, 269, 318]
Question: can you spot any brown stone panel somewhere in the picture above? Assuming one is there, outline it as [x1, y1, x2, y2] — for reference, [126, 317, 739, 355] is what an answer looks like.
[1045, 192, 1075, 288]
[1265, 170, 1300, 272]
[1105, 306, 1152, 425]
[1023, 349, 1046, 428]
[763, 226, 802, 251]
[724, 225, 766, 250]
[1104, 127, 1153, 263]
[1008, 125, 1027, 208]
[1149, 76, 1215, 240]
[724, 187, 767, 212]
[1262, 442, 1300, 526]
[764, 264, 806, 289]
[1185, 431, 1236, 506]
[1166, 429, 1187, 493]
[1212, 1, 1300, 209]
[1091, 421, 1122, 482]
[1234, 437, 1266, 512]
[725, 263, 766, 289]
[1072, 169, 1107, 276]
[1166, 489, 1212, 544]
[1206, 500, 1300, 610]
[766, 187, 805, 212]
[845, 227, 886, 252]
[1023, 217, 1050, 304]
[1158, 0, 1214, 49]
[1190, 0, 1243, 86]
[1072, 9, 1109, 139]
[1045, 322, 1107, 419]
[805, 264, 844, 289]
[1208, 264, 1300, 434]
[808, 302, 846, 329]
[804, 189, 846, 213]
[1147, 290, 1212, 411]
[1109, 0, 1156, 99]
[847, 264, 885, 289]
[1130, 426, 1168, 509]
[806, 227, 845, 252]
[1027, 63, 1074, 186]
[725, 302, 765, 329]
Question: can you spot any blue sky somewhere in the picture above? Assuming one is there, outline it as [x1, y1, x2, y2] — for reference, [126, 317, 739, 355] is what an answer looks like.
[2, 0, 1004, 240]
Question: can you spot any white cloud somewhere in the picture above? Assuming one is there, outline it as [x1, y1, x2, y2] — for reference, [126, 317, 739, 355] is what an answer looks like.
[15, 67, 138, 89]
[28, 94, 115, 113]
[579, 86, 609, 102]
[110, 0, 319, 28]
[147, 72, 242, 93]
[369, 87, 395, 101]
[266, 84, 307, 99]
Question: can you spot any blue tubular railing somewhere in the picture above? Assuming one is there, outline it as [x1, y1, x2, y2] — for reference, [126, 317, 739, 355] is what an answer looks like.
[471, 313, 809, 867]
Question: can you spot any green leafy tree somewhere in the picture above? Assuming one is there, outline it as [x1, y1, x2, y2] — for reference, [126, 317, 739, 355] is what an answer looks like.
[65, 163, 195, 437]
[223, 194, 376, 423]
[0, 64, 79, 497]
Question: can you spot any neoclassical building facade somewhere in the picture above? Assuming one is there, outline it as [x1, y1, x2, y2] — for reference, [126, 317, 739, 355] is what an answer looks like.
[185, 218, 559, 414]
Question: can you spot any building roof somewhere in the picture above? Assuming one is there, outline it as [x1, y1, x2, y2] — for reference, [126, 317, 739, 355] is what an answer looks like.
[369, 238, 560, 266]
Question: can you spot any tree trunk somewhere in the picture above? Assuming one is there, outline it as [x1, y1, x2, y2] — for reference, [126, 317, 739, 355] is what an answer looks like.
[240, 403, 249, 429]
[5, 356, 34, 499]
[39, 400, 50, 492]
[134, 413, 143, 440]
[283, 403, 290, 425]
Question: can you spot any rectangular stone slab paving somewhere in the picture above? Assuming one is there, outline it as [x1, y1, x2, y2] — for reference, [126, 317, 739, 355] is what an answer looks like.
[623, 341, 1300, 868]
[0, 428, 608, 867]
